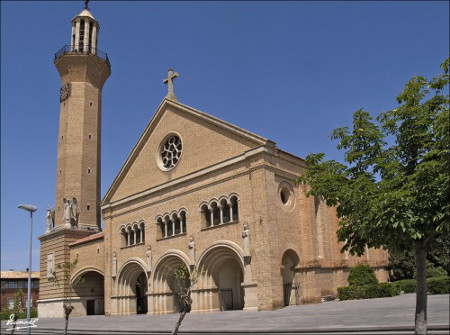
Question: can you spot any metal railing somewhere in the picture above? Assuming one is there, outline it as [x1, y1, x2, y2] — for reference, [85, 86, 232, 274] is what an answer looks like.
[54, 44, 110, 67]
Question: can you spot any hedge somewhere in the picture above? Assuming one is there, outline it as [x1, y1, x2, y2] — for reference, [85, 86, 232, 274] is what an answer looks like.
[338, 282, 400, 301]
[1, 308, 37, 320]
[428, 276, 450, 294]
[339, 276, 450, 300]
[393, 279, 417, 293]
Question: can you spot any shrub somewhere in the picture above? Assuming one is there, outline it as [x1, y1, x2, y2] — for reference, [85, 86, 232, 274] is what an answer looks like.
[338, 282, 399, 301]
[428, 276, 450, 294]
[393, 279, 417, 293]
[426, 265, 448, 278]
[348, 264, 378, 286]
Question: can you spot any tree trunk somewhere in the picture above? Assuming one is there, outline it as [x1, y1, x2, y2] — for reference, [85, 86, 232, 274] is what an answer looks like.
[10, 315, 18, 335]
[414, 240, 428, 335]
[63, 305, 73, 335]
[172, 310, 187, 335]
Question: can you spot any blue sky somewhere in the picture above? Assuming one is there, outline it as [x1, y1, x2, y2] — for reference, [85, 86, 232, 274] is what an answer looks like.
[1, 1, 448, 271]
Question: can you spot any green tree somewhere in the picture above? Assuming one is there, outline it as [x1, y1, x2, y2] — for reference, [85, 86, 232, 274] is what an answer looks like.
[297, 58, 449, 335]
[51, 258, 84, 335]
[9, 288, 24, 335]
[172, 265, 198, 335]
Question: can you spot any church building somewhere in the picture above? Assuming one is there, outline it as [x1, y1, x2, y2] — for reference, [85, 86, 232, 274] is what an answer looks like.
[38, 5, 389, 318]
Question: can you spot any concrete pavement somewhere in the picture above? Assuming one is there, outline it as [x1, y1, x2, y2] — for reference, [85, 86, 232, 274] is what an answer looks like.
[1, 294, 449, 334]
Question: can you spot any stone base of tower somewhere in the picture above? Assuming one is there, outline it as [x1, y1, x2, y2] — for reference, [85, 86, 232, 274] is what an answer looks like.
[38, 228, 101, 318]
[37, 298, 65, 318]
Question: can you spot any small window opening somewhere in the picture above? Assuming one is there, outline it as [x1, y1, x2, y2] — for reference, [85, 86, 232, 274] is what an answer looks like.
[87, 168, 91, 174]
[87, 205, 90, 210]
[88, 134, 92, 139]
[280, 188, 290, 205]
[90, 102, 93, 106]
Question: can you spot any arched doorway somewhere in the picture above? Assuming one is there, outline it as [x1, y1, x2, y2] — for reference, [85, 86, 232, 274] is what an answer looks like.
[72, 270, 104, 316]
[196, 244, 245, 312]
[151, 252, 190, 314]
[281, 249, 300, 306]
[116, 260, 148, 315]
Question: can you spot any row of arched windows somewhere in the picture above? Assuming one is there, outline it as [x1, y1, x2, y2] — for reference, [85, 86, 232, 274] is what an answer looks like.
[200, 194, 239, 228]
[156, 209, 187, 239]
[120, 221, 146, 247]
[119, 194, 240, 244]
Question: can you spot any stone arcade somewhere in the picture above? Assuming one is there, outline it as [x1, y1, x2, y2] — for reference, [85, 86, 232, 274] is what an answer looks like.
[38, 6, 389, 318]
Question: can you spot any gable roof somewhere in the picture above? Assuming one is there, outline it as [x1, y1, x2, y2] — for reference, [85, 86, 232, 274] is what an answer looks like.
[101, 98, 269, 206]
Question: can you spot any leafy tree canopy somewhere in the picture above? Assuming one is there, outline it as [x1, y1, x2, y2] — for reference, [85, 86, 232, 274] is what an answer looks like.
[297, 58, 449, 256]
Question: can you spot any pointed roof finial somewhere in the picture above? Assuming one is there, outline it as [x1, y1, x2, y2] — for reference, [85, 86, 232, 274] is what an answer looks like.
[84, 0, 89, 10]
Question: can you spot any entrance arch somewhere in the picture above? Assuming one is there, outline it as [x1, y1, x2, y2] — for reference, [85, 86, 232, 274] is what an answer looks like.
[196, 243, 245, 312]
[72, 269, 104, 316]
[150, 251, 190, 314]
[116, 259, 148, 315]
[281, 249, 299, 306]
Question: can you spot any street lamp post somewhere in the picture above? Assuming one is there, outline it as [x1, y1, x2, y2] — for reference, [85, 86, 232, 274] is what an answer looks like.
[18, 204, 37, 335]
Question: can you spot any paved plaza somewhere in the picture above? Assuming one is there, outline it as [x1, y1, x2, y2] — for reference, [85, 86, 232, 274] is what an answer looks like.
[2, 294, 449, 334]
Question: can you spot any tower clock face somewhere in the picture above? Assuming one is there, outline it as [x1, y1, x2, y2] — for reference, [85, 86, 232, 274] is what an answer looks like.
[60, 83, 71, 102]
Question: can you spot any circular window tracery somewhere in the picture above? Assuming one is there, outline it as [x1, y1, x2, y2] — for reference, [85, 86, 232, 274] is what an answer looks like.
[159, 134, 182, 170]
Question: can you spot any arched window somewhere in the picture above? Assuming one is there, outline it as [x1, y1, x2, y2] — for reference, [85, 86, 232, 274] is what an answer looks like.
[128, 226, 134, 245]
[220, 198, 231, 223]
[230, 196, 239, 221]
[165, 215, 173, 237]
[180, 211, 187, 233]
[157, 217, 165, 239]
[134, 224, 140, 244]
[121, 227, 127, 247]
[201, 204, 211, 228]
[140, 221, 145, 243]
[211, 202, 220, 226]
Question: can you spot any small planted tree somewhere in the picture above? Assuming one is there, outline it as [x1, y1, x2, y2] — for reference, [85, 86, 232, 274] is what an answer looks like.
[9, 288, 24, 335]
[172, 265, 198, 335]
[51, 258, 84, 335]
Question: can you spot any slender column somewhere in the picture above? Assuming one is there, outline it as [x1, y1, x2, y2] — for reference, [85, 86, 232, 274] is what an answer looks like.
[71, 24, 76, 50]
[127, 231, 130, 246]
[228, 201, 233, 222]
[164, 221, 168, 238]
[74, 20, 80, 51]
[218, 204, 223, 224]
[172, 219, 175, 236]
[91, 25, 98, 54]
[179, 215, 184, 234]
[209, 207, 214, 227]
[83, 19, 90, 52]
[140, 227, 143, 243]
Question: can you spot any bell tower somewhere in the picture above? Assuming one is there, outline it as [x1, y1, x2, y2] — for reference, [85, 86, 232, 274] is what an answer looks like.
[38, 3, 110, 318]
[54, 5, 111, 230]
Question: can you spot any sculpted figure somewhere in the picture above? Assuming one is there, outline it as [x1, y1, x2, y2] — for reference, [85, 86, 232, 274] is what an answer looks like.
[188, 236, 195, 265]
[112, 252, 117, 277]
[242, 222, 250, 256]
[46, 207, 55, 233]
[63, 197, 78, 228]
[146, 245, 152, 272]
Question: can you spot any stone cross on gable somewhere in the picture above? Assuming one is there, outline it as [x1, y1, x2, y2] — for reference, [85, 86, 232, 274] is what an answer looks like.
[163, 68, 179, 101]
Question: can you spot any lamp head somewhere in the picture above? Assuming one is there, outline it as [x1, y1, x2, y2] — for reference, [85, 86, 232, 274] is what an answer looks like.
[18, 204, 38, 213]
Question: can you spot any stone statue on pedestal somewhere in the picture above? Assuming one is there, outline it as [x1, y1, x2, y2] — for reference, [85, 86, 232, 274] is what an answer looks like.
[242, 222, 250, 256]
[146, 245, 152, 273]
[63, 197, 78, 228]
[188, 236, 195, 265]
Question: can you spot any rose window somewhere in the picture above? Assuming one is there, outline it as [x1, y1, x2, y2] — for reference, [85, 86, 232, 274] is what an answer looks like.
[160, 135, 182, 170]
